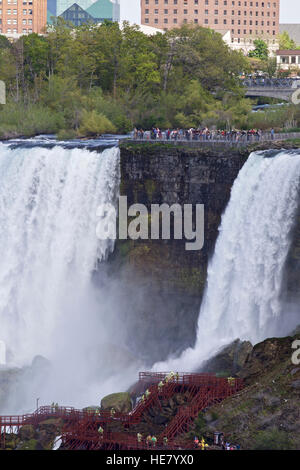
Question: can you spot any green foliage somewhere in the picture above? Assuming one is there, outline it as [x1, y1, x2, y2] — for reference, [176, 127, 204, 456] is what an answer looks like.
[0, 102, 65, 136]
[252, 428, 294, 450]
[0, 22, 267, 136]
[78, 110, 116, 136]
[246, 104, 300, 131]
[279, 31, 298, 50]
[56, 128, 77, 140]
[186, 413, 207, 439]
[249, 39, 269, 61]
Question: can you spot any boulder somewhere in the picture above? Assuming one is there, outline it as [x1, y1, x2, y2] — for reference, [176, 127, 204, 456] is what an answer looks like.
[38, 418, 63, 435]
[101, 392, 132, 413]
[291, 380, 300, 389]
[19, 424, 35, 440]
[238, 336, 295, 383]
[200, 339, 253, 375]
[36, 418, 63, 450]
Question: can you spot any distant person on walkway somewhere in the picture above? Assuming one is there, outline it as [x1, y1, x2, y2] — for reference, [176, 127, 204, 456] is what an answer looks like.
[271, 128, 275, 140]
[158, 381, 164, 392]
[146, 435, 152, 448]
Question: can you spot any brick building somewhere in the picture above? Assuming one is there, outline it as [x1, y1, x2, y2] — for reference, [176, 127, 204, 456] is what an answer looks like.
[141, 0, 280, 52]
[0, 0, 47, 38]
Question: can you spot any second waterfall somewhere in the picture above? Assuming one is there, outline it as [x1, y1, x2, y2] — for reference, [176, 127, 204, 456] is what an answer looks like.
[154, 150, 300, 371]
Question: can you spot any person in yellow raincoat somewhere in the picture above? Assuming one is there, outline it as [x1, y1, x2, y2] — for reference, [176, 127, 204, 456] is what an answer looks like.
[158, 381, 164, 392]
[227, 377, 235, 387]
[146, 435, 152, 448]
[199, 438, 208, 450]
[98, 426, 104, 440]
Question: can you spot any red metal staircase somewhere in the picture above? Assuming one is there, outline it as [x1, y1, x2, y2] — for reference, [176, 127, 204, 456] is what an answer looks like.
[0, 372, 244, 450]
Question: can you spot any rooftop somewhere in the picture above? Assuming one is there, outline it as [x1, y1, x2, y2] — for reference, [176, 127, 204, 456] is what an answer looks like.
[276, 50, 300, 55]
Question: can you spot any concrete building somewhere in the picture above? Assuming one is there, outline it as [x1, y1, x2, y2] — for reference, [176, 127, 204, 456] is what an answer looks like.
[0, 0, 47, 38]
[276, 50, 300, 71]
[141, 0, 280, 53]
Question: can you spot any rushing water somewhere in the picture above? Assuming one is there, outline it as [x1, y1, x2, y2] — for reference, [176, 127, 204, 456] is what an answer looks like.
[0, 140, 141, 412]
[1, 142, 300, 411]
[154, 150, 300, 371]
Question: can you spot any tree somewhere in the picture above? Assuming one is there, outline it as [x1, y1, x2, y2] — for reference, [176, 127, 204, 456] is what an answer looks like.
[249, 39, 269, 61]
[279, 31, 297, 50]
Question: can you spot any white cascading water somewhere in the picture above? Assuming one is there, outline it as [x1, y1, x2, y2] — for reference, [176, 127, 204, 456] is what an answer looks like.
[0, 143, 139, 412]
[154, 150, 300, 372]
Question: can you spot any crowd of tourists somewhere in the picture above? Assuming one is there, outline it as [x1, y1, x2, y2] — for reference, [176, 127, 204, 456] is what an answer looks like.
[133, 127, 275, 142]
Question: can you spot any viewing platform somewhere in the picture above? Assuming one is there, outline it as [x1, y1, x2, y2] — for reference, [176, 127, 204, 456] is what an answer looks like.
[0, 372, 244, 450]
[122, 132, 300, 148]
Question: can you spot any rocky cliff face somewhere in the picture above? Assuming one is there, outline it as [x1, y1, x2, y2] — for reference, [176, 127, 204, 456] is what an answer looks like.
[193, 334, 300, 450]
[108, 142, 249, 363]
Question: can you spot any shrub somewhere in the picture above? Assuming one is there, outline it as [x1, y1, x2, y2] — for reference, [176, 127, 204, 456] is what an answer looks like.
[252, 428, 294, 450]
[78, 110, 116, 137]
[0, 102, 65, 136]
[57, 128, 77, 140]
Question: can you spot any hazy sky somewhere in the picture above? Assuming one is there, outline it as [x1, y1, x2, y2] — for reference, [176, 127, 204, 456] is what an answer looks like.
[120, 0, 300, 25]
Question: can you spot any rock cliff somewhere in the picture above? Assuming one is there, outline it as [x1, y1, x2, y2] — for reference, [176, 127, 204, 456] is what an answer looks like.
[109, 142, 248, 363]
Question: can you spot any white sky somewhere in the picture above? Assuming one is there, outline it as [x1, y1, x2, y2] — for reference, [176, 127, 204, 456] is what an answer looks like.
[120, 0, 300, 25]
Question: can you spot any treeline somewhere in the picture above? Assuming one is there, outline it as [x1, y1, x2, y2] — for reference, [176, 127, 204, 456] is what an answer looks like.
[0, 20, 295, 138]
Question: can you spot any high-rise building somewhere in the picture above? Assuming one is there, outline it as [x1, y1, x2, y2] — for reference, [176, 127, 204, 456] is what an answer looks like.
[56, 0, 94, 16]
[0, 0, 47, 38]
[47, 0, 57, 16]
[57, 0, 120, 23]
[141, 0, 280, 50]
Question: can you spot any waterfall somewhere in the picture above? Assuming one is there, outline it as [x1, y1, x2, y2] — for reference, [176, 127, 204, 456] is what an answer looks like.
[154, 150, 300, 371]
[0, 143, 120, 365]
[0, 143, 140, 412]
